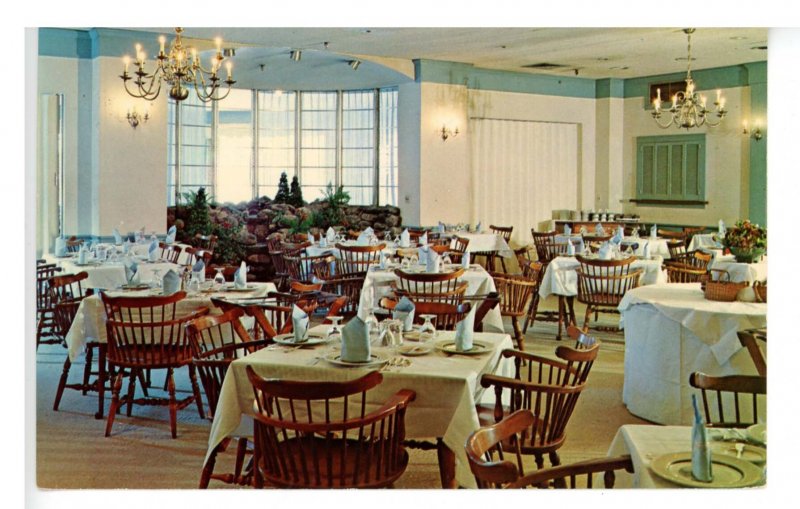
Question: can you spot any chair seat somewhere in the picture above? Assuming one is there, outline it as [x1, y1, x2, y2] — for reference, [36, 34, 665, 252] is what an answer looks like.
[108, 344, 194, 369]
[260, 435, 409, 489]
[476, 403, 565, 454]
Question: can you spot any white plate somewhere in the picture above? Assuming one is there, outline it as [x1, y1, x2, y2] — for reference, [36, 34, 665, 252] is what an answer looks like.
[397, 343, 434, 356]
[710, 442, 767, 465]
[746, 424, 766, 445]
[221, 284, 257, 292]
[272, 333, 329, 346]
[434, 339, 491, 355]
[323, 352, 388, 368]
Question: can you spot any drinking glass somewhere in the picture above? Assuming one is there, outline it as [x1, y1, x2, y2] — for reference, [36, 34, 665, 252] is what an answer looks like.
[364, 305, 380, 344]
[151, 269, 162, 290]
[326, 316, 343, 341]
[213, 267, 226, 289]
[419, 314, 437, 342]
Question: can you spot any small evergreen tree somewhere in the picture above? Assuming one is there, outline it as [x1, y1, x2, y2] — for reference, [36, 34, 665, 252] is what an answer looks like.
[274, 172, 290, 203]
[183, 187, 213, 238]
[289, 175, 304, 207]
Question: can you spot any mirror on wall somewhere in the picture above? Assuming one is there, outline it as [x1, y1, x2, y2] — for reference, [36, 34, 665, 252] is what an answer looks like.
[37, 93, 64, 258]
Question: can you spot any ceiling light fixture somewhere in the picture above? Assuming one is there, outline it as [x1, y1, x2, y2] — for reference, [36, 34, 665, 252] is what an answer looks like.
[120, 27, 235, 103]
[290, 50, 302, 61]
[348, 60, 361, 70]
[651, 28, 727, 130]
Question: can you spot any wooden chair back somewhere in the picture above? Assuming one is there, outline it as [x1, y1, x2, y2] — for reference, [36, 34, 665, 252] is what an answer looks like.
[185, 247, 213, 268]
[491, 273, 538, 318]
[245, 367, 416, 488]
[37, 263, 62, 312]
[211, 297, 288, 339]
[335, 243, 385, 274]
[194, 233, 218, 252]
[378, 298, 471, 331]
[531, 230, 568, 264]
[666, 239, 688, 260]
[507, 455, 634, 489]
[159, 242, 183, 264]
[683, 226, 705, 248]
[100, 291, 210, 368]
[49, 271, 92, 340]
[65, 236, 84, 253]
[284, 253, 336, 283]
[664, 262, 708, 283]
[689, 372, 767, 428]
[445, 236, 470, 263]
[463, 292, 501, 332]
[318, 272, 366, 318]
[575, 255, 642, 307]
[737, 329, 766, 377]
[479, 342, 600, 464]
[518, 259, 544, 283]
[490, 225, 513, 243]
[186, 308, 270, 418]
[393, 267, 465, 296]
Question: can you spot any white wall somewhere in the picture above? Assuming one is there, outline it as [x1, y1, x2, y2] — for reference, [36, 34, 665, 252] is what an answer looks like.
[619, 85, 751, 226]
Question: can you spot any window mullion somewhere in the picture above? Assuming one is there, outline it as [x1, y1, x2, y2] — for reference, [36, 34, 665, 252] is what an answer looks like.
[211, 100, 219, 200]
[373, 88, 380, 206]
[336, 90, 343, 189]
[295, 91, 301, 182]
[174, 100, 182, 206]
[252, 90, 258, 200]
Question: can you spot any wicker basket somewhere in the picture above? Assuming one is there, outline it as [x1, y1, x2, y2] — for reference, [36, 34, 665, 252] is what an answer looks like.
[753, 281, 767, 303]
[704, 270, 747, 302]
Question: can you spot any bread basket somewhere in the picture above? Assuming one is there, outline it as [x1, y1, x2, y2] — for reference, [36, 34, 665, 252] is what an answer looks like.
[704, 270, 747, 302]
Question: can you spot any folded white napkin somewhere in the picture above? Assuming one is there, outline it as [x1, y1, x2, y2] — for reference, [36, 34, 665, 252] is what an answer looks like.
[425, 248, 440, 273]
[399, 229, 410, 248]
[438, 222, 445, 234]
[579, 226, 587, 235]
[718, 220, 726, 236]
[123, 258, 139, 284]
[234, 261, 247, 289]
[566, 239, 575, 256]
[420, 232, 428, 246]
[642, 241, 650, 258]
[598, 242, 612, 260]
[364, 226, 374, 235]
[611, 229, 623, 245]
[357, 231, 371, 245]
[326, 227, 336, 242]
[192, 259, 206, 283]
[113, 228, 123, 245]
[165, 225, 176, 244]
[162, 269, 181, 295]
[148, 239, 159, 261]
[358, 286, 375, 322]
[475, 222, 482, 233]
[291, 304, 309, 343]
[595, 223, 605, 235]
[650, 224, 658, 239]
[123, 240, 132, 254]
[308, 232, 315, 244]
[565, 225, 572, 236]
[378, 252, 387, 269]
[77, 244, 88, 264]
[461, 250, 471, 269]
[691, 395, 713, 482]
[454, 306, 477, 352]
[392, 297, 416, 332]
[341, 316, 371, 362]
[55, 237, 67, 257]
[319, 236, 328, 248]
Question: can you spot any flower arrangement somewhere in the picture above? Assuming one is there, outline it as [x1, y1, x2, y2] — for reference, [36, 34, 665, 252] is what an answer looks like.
[722, 220, 766, 263]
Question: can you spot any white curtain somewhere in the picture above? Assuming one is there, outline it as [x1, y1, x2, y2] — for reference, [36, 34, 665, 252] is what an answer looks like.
[470, 119, 579, 245]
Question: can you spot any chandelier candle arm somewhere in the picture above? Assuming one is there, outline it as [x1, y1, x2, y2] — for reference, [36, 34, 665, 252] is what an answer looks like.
[120, 27, 235, 103]
[650, 28, 727, 130]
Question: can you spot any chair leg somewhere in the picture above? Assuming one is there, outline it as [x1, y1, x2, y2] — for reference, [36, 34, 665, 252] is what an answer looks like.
[583, 305, 593, 331]
[548, 451, 561, 468]
[95, 346, 107, 420]
[167, 369, 178, 439]
[189, 364, 205, 420]
[138, 370, 149, 398]
[199, 444, 219, 489]
[556, 297, 565, 341]
[53, 356, 72, 411]
[125, 369, 138, 417]
[523, 295, 540, 334]
[511, 316, 524, 351]
[82, 346, 93, 396]
[105, 371, 124, 437]
[499, 256, 507, 273]
[234, 438, 249, 483]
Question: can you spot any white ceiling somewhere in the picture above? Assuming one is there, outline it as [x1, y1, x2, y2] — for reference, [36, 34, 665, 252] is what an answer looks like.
[130, 27, 769, 80]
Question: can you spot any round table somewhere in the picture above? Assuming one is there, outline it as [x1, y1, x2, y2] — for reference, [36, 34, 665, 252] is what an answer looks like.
[619, 283, 766, 425]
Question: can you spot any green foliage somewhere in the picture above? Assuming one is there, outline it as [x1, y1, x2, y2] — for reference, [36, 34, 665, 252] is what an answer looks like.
[281, 213, 315, 235]
[313, 183, 350, 228]
[274, 172, 291, 203]
[723, 220, 767, 250]
[289, 175, 304, 207]
[211, 222, 246, 265]
[182, 188, 213, 238]
[180, 187, 245, 265]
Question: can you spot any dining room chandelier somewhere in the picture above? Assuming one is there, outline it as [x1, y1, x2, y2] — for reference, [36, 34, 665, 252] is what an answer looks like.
[651, 29, 726, 129]
[120, 27, 236, 103]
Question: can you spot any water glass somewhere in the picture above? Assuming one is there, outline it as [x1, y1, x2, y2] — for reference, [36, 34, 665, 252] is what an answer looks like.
[419, 314, 437, 342]
[327, 316, 343, 341]
[213, 267, 226, 289]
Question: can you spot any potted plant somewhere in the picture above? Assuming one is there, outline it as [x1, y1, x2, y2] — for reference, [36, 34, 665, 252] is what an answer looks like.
[722, 220, 767, 263]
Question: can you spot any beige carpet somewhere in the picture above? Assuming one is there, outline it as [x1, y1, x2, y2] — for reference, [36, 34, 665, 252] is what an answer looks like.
[35, 296, 649, 490]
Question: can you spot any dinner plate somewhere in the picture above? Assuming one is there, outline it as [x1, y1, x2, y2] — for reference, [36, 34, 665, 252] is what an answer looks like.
[272, 333, 329, 346]
[746, 424, 767, 445]
[119, 283, 151, 291]
[401, 330, 437, 342]
[397, 343, 434, 356]
[649, 452, 763, 488]
[434, 340, 491, 355]
[220, 284, 257, 292]
[73, 261, 102, 267]
[710, 442, 767, 465]
[323, 352, 388, 368]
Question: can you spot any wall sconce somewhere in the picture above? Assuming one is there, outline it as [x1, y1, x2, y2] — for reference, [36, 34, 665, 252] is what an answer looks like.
[127, 108, 149, 129]
[290, 50, 302, 61]
[440, 125, 459, 141]
[742, 120, 763, 141]
[348, 59, 361, 70]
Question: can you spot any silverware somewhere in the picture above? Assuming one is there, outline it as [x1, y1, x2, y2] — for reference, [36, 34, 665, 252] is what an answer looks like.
[735, 443, 745, 458]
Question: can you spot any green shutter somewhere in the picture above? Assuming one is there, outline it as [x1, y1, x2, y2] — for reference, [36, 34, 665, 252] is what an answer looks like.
[635, 134, 705, 202]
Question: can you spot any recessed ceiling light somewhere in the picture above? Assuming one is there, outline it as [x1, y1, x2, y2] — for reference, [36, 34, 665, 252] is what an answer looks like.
[752, 45, 768, 50]
[609, 66, 629, 70]
[596, 57, 610, 61]
[674, 57, 697, 62]
[730, 36, 747, 40]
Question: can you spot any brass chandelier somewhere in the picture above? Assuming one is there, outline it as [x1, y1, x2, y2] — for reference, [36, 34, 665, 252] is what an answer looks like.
[651, 28, 727, 129]
[120, 27, 236, 103]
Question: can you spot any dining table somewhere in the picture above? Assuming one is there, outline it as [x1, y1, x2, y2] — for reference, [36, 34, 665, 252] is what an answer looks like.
[689, 233, 721, 252]
[204, 325, 515, 488]
[43, 252, 183, 291]
[618, 283, 767, 425]
[447, 232, 515, 259]
[538, 255, 668, 300]
[606, 424, 766, 488]
[358, 263, 505, 333]
[709, 255, 768, 283]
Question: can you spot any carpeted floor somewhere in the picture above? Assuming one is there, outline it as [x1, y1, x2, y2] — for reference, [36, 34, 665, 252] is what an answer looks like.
[35, 296, 650, 490]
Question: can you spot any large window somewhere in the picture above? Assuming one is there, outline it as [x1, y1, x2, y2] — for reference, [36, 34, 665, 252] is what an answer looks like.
[167, 87, 398, 206]
[167, 94, 213, 206]
[636, 134, 706, 202]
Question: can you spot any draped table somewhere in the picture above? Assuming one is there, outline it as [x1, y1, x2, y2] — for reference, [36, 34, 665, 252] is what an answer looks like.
[622, 236, 672, 259]
[618, 284, 767, 425]
[538, 255, 667, 300]
[204, 326, 515, 488]
[359, 264, 505, 333]
[449, 232, 514, 259]
[606, 425, 765, 488]
[689, 233, 720, 252]
[43, 253, 182, 291]
[709, 255, 768, 283]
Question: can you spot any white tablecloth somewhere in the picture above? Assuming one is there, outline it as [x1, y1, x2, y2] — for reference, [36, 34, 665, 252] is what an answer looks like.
[205, 327, 515, 488]
[606, 425, 765, 488]
[539, 256, 667, 299]
[453, 233, 514, 258]
[688, 233, 720, 252]
[619, 284, 767, 425]
[710, 255, 768, 283]
[360, 264, 505, 333]
[305, 242, 395, 260]
[622, 236, 671, 259]
[64, 282, 276, 362]
[44, 253, 182, 291]
[554, 234, 585, 253]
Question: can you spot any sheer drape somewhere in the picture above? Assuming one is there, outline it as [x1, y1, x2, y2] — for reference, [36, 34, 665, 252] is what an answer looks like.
[470, 119, 579, 245]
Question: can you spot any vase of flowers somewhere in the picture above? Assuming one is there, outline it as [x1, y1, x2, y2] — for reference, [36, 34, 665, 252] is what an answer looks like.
[723, 220, 767, 263]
